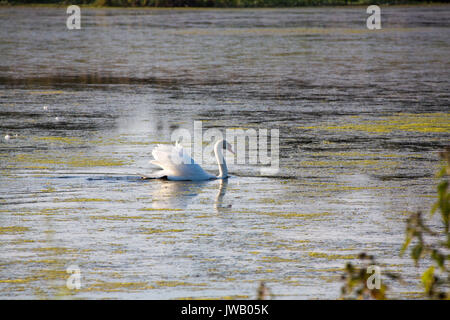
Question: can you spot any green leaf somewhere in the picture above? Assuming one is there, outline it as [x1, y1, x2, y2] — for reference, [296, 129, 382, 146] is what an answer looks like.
[421, 266, 435, 294]
[411, 244, 423, 264]
[430, 202, 439, 216]
[437, 181, 448, 199]
[431, 250, 445, 270]
[400, 235, 411, 256]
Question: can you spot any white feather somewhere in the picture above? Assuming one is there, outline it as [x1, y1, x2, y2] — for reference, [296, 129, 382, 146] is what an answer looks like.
[150, 142, 215, 181]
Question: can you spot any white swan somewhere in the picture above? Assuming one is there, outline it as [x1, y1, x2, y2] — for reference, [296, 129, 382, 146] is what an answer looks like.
[148, 139, 234, 181]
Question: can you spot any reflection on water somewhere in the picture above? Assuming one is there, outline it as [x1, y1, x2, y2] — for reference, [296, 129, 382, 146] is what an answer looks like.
[214, 179, 230, 214]
[150, 178, 229, 211]
[0, 6, 449, 299]
[151, 180, 211, 210]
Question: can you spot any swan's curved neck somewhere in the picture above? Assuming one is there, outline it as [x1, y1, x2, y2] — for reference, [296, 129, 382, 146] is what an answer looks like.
[214, 140, 228, 179]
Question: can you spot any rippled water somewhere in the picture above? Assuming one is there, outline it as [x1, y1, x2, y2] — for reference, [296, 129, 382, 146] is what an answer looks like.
[0, 6, 449, 299]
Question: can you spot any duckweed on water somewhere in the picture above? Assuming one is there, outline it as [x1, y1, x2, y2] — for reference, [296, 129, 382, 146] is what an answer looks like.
[56, 198, 109, 203]
[299, 160, 399, 168]
[140, 228, 185, 234]
[155, 281, 207, 287]
[308, 151, 403, 158]
[0, 226, 30, 234]
[261, 256, 299, 263]
[258, 212, 334, 219]
[298, 113, 450, 134]
[89, 215, 149, 221]
[11, 153, 128, 168]
[0, 277, 36, 284]
[139, 208, 184, 211]
[31, 247, 77, 254]
[307, 252, 356, 260]
[82, 281, 153, 292]
[34, 136, 83, 145]
[29, 90, 65, 95]
[65, 157, 127, 167]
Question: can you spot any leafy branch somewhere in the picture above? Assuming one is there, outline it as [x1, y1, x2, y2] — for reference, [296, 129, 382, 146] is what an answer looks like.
[401, 148, 450, 299]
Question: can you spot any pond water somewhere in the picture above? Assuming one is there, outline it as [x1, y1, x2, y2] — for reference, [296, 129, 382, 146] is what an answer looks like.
[0, 5, 449, 299]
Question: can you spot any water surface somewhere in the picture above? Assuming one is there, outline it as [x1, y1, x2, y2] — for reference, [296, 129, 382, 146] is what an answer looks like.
[0, 6, 449, 299]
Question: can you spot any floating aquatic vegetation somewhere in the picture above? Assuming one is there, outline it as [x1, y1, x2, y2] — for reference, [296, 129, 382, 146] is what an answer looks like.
[154, 281, 207, 289]
[140, 228, 185, 235]
[33, 136, 84, 145]
[81, 281, 154, 293]
[29, 90, 65, 95]
[307, 252, 356, 260]
[10, 152, 128, 168]
[298, 113, 450, 134]
[0, 226, 30, 234]
[260, 256, 299, 263]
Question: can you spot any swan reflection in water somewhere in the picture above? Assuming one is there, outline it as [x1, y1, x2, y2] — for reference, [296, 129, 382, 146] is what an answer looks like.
[214, 179, 231, 213]
[150, 178, 230, 213]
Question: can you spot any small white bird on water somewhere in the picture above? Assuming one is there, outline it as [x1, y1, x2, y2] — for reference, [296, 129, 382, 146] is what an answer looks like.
[147, 139, 234, 181]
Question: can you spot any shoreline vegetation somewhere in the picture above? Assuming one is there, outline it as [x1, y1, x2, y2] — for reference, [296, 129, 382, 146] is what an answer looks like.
[0, 1, 446, 8]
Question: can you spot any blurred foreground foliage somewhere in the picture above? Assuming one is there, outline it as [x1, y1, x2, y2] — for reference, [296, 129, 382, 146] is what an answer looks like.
[400, 149, 450, 299]
[340, 149, 449, 300]
[0, 0, 444, 8]
[340, 253, 399, 299]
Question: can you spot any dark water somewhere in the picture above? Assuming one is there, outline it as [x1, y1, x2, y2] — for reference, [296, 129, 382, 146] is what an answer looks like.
[0, 6, 449, 299]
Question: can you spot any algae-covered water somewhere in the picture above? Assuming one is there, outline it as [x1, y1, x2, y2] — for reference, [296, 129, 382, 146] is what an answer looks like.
[0, 6, 449, 299]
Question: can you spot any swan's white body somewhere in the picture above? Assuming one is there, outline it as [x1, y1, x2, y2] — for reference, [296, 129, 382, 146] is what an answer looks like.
[150, 139, 233, 181]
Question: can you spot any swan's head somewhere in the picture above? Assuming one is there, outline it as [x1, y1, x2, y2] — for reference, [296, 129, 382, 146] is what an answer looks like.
[222, 140, 235, 154]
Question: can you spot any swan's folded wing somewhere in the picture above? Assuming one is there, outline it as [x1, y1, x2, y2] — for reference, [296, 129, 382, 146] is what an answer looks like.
[152, 143, 190, 168]
[151, 143, 212, 179]
[150, 160, 164, 168]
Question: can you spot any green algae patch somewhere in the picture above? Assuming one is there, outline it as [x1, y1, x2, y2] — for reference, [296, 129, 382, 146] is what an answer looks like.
[299, 159, 399, 168]
[261, 256, 299, 263]
[307, 252, 356, 260]
[258, 211, 335, 219]
[0, 226, 30, 234]
[298, 113, 450, 134]
[56, 198, 109, 203]
[29, 90, 65, 95]
[82, 281, 153, 292]
[11, 152, 127, 168]
[155, 281, 207, 287]
[293, 240, 310, 243]
[305, 267, 345, 273]
[41, 186, 56, 193]
[139, 208, 184, 211]
[194, 233, 215, 237]
[28, 259, 61, 265]
[32, 247, 76, 255]
[0, 277, 36, 284]
[66, 157, 127, 167]
[307, 151, 403, 158]
[91, 137, 170, 146]
[34, 136, 84, 145]
[89, 215, 148, 221]
[140, 228, 185, 235]
[13, 153, 65, 165]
